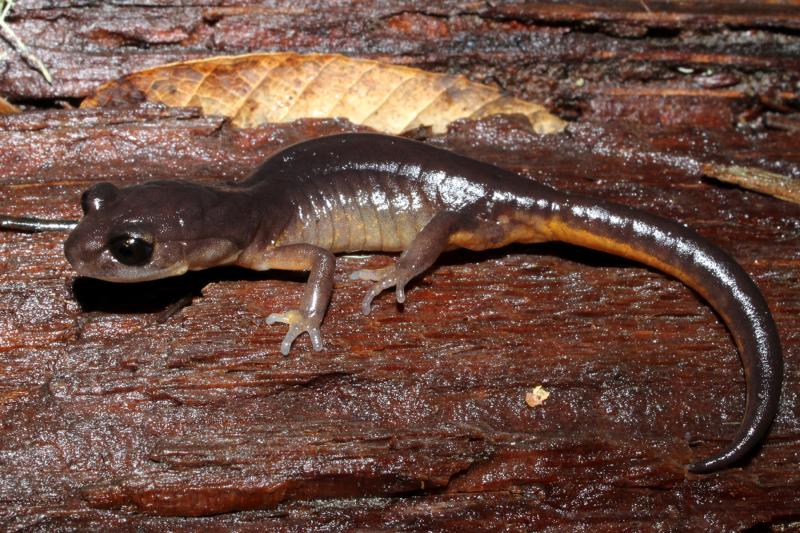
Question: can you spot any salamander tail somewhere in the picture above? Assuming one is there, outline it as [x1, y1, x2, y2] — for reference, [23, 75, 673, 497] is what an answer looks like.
[544, 196, 782, 473]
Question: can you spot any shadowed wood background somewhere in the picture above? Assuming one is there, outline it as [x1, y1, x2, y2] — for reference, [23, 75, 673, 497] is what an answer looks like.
[0, 1, 799, 530]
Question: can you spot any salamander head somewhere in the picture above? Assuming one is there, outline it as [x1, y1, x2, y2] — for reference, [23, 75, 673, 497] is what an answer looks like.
[64, 181, 246, 283]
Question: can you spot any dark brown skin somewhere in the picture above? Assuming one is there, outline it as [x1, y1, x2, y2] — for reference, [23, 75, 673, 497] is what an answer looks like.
[62, 133, 782, 474]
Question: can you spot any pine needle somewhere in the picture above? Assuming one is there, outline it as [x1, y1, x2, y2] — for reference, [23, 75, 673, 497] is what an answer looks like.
[0, 0, 52, 84]
[703, 163, 800, 205]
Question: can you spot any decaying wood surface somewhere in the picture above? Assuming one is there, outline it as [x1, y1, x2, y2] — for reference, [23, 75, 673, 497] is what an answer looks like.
[1, 1, 799, 129]
[1, 1, 799, 531]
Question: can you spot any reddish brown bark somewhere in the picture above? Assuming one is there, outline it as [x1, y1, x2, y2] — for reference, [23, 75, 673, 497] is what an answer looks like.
[0, 1, 799, 531]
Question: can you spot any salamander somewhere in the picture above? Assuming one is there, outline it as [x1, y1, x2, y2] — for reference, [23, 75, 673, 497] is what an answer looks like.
[60, 132, 781, 473]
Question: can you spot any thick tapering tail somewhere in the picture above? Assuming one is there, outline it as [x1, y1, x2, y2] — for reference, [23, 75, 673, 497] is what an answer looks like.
[544, 195, 782, 473]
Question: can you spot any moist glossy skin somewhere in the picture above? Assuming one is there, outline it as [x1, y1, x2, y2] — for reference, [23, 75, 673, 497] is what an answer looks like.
[63, 133, 782, 474]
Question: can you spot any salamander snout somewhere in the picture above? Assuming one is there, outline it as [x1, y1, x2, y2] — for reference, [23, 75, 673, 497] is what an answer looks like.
[63, 182, 191, 283]
[64, 180, 249, 283]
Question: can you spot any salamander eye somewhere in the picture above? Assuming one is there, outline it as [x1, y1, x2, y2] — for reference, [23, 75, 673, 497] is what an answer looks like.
[108, 234, 153, 266]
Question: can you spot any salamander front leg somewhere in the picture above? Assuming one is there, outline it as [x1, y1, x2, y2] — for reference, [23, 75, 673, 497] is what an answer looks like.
[255, 244, 335, 355]
[351, 211, 469, 315]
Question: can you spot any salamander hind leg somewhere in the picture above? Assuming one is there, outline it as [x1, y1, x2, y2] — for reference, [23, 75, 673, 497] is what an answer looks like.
[351, 210, 501, 315]
[350, 262, 410, 316]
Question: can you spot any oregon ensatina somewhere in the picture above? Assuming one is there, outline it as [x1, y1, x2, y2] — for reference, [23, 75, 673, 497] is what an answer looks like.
[59, 133, 781, 473]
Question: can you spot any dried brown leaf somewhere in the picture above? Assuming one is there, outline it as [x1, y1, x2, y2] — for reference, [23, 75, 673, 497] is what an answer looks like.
[81, 53, 566, 135]
[0, 94, 18, 114]
[703, 163, 800, 204]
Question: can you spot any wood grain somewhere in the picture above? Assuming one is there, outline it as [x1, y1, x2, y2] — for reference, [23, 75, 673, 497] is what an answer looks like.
[0, 1, 799, 531]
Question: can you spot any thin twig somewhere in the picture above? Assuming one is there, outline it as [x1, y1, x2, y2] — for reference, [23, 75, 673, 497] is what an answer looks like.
[0, 215, 77, 232]
[0, 0, 52, 84]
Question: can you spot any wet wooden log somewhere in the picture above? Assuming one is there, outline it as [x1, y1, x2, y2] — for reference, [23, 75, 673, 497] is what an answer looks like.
[0, 1, 799, 531]
[1, 107, 798, 530]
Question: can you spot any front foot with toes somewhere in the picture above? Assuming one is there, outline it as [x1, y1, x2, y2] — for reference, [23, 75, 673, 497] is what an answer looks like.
[266, 309, 323, 355]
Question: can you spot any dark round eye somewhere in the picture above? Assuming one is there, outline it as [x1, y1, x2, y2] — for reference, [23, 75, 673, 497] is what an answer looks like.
[108, 234, 153, 266]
